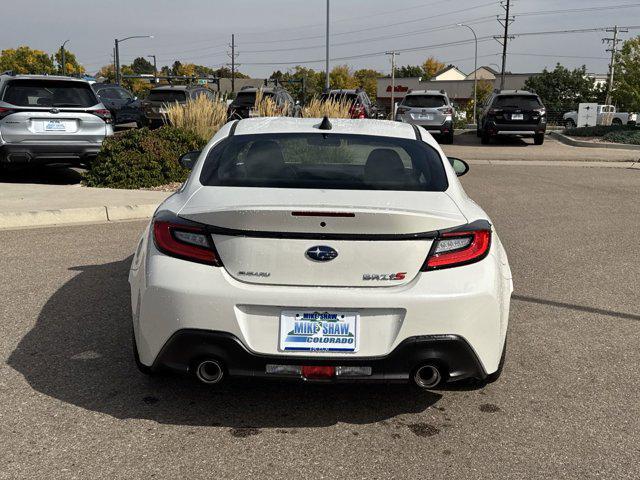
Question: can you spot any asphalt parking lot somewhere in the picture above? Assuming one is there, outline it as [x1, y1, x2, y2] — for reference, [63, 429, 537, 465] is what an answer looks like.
[1, 163, 639, 479]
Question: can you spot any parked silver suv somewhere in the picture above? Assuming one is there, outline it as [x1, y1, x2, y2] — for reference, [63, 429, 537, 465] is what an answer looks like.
[395, 90, 455, 144]
[0, 73, 114, 167]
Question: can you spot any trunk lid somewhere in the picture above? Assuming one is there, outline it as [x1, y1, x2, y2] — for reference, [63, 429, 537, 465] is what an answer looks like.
[0, 108, 107, 143]
[179, 187, 467, 287]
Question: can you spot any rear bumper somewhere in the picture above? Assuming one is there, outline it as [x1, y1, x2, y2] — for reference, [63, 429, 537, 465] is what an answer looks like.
[152, 329, 488, 384]
[0, 142, 103, 165]
[397, 117, 453, 134]
[485, 121, 546, 136]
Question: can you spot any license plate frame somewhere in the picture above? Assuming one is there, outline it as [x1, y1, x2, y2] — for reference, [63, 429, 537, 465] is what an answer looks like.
[45, 120, 66, 132]
[279, 311, 359, 353]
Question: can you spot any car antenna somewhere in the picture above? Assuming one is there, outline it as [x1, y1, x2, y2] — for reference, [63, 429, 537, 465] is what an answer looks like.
[318, 116, 332, 130]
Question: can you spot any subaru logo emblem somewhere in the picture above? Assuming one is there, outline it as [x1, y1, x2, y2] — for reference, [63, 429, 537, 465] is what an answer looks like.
[305, 246, 338, 262]
[50, 108, 60, 114]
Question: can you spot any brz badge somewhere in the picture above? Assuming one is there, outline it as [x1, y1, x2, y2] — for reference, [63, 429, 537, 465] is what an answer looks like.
[362, 272, 407, 281]
[238, 271, 271, 278]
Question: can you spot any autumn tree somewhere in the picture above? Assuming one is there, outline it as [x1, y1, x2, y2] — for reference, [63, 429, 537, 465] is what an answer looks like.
[422, 56, 446, 79]
[353, 68, 381, 100]
[0, 46, 55, 74]
[329, 65, 358, 90]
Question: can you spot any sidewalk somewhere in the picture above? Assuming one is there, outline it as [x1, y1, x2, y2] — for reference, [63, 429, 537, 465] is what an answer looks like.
[0, 183, 171, 229]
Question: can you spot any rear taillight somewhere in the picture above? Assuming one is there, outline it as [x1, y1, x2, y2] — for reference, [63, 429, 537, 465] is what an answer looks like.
[488, 108, 503, 116]
[153, 220, 222, 266]
[438, 106, 453, 115]
[396, 106, 410, 115]
[534, 108, 546, 116]
[90, 109, 112, 124]
[423, 228, 491, 271]
[0, 107, 15, 119]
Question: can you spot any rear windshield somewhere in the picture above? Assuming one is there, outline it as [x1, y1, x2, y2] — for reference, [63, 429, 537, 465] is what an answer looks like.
[493, 95, 541, 109]
[147, 90, 186, 103]
[321, 92, 357, 103]
[402, 95, 447, 108]
[2, 80, 98, 108]
[200, 133, 448, 192]
[233, 91, 273, 107]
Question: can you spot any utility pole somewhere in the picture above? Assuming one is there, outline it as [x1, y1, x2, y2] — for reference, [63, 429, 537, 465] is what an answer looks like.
[325, 0, 330, 91]
[385, 51, 399, 119]
[494, 0, 515, 91]
[227, 34, 239, 93]
[114, 39, 120, 84]
[603, 25, 628, 106]
[148, 55, 157, 84]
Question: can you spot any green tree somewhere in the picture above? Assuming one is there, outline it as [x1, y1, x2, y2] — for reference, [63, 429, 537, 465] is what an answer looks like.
[329, 65, 358, 90]
[131, 57, 155, 75]
[0, 46, 55, 74]
[524, 64, 601, 116]
[353, 68, 381, 99]
[395, 65, 423, 78]
[613, 36, 640, 111]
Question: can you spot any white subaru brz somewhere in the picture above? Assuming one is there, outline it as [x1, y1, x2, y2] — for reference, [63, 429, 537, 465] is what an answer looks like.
[129, 117, 513, 389]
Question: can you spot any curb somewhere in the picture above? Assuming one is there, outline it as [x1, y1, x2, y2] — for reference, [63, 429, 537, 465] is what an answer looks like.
[0, 203, 158, 230]
[549, 131, 640, 151]
[466, 159, 640, 169]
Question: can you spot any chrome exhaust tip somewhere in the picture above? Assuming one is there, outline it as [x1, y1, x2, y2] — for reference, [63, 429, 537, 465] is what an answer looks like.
[414, 365, 441, 389]
[195, 360, 224, 384]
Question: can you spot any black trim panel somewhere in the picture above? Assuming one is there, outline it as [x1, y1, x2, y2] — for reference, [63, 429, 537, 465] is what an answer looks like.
[150, 329, 488, 384]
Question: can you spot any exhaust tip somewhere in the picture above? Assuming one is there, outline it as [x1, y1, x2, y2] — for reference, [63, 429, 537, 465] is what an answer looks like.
[195, 359, 224, 384]
[414, 364, 441, 389]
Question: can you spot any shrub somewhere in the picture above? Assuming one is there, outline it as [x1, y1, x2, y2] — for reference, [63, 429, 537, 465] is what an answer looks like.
[564, 125, 635, 137]
[301, 97, 352, 118]
[602, 129, 640, 144]
[254, 88, 290, 116]
[84, 126, 207, 189]
[163, 93, 228, 140]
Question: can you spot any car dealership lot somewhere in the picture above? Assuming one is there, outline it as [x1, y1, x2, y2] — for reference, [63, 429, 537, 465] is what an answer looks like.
[1, 164, 639, 479]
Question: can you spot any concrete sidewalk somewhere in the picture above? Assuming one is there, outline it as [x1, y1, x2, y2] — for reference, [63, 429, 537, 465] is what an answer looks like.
[0, 183, 171, 229]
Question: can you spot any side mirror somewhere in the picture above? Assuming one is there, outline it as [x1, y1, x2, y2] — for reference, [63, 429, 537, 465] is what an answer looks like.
[448, 157, 470, 177]
[179, 150, 201, 170]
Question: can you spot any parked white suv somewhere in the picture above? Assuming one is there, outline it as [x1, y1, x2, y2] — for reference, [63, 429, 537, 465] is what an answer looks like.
[395, 90, 455, 144]
[0, 73, 114, 167]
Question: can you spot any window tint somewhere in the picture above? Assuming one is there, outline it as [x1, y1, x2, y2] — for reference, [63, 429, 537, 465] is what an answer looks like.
[492, 95, 541, 109]
[200, 133, 448, 192]
[114, 88, 133, 100]
[3, 80, 98, 107]
[402, 95, 447, 108]
[147, 90, 186, 102]
[96, 88, 119, 100]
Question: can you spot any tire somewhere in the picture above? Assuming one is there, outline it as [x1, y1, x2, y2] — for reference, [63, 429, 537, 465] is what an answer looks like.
[481, 132, 491, 145]
[534, 133, 545, 145]
[564, 119, 576, 129]
[441, 132, 454, 144]
[132, 329, 154, 376]
[612, 118, 623, 126]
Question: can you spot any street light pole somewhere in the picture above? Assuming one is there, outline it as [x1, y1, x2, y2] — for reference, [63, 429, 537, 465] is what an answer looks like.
[60, 39, 70, 76]
[325, 0, 330, 91]
[457, 23, 478, 125]
[148, 55, 157, 83]
[114, 35, 154, 84]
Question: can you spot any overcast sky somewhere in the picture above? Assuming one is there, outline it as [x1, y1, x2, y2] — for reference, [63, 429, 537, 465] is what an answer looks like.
[2, 0, 639, 77]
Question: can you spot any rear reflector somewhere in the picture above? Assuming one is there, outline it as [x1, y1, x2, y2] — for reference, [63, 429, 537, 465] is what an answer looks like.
[153, 220, 221, 266]
[423, 229, 491, 270]
[302, 366, 335, 379]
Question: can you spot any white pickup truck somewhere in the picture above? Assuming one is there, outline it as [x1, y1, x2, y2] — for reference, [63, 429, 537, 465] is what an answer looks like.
[563, 105, 637, 128]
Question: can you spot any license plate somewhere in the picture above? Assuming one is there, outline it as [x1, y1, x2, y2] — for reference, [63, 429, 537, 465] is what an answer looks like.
[511, 113, 524, 120]
[45, 120, 66, 131]
[279, 311, 359, 352]
[418, 114, 433, 120]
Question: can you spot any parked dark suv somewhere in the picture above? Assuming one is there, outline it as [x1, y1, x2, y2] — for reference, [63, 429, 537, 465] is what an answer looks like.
[320, 88, 379, 119]
[477, 90, 547, 145]
[141, 85, 216, 127]
[227, 86, 296, 120]
[92, 83, 142, 127]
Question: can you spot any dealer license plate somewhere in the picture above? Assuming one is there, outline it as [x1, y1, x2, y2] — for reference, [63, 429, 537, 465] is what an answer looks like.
[45, 120, 66, 131]
[279, 311, 359, 352]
